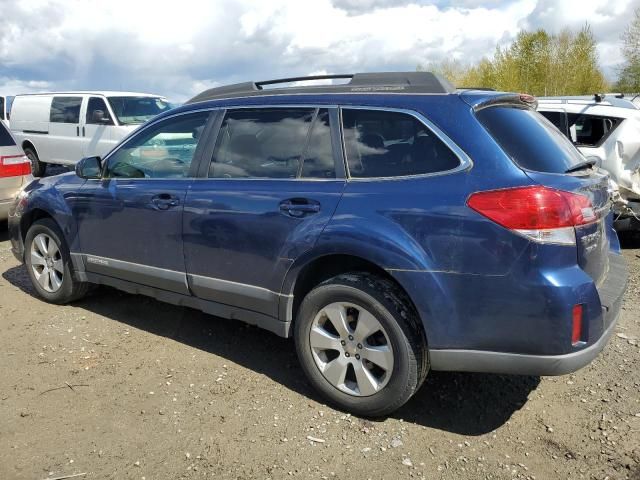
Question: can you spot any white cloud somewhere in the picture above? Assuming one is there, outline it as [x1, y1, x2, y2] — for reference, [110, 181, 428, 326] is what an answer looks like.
[0, 0, 634, 101]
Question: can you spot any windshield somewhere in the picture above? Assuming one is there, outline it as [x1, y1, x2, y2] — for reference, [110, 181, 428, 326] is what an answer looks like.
[476, 105, 584, 174]
[108, 96, 172, 125]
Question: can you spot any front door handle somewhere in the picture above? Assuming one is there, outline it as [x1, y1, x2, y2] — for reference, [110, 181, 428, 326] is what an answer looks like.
[279, 199, 320, 217]
[151, 193, 180, 210]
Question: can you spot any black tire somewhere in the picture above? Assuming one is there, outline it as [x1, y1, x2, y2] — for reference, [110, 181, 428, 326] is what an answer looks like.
[294, 272, 428, 417]
[24, 147, 46, 177]
[24, 218, 89, 304]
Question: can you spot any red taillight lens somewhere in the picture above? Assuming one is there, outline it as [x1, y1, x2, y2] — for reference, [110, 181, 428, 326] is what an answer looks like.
[0, 155, 31, 178]
[572, 304, 583, 345]
[467, 186, 595, 230]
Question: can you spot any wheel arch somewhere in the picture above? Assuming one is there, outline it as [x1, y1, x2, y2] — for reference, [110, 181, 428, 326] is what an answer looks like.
[280, 250, 433, 342]
[21, 140, 39, 158]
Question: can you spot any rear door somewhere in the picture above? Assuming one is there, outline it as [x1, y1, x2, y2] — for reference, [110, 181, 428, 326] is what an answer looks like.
[183, 107, 345, 318]
[476, 105, 612, 286]
[48, 95, 86, 164]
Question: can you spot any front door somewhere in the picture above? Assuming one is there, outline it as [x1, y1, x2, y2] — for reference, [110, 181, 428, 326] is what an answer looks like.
[83, 96, 118, 158]
[183, 107, 345, 318]
[74, 110, 213, 294]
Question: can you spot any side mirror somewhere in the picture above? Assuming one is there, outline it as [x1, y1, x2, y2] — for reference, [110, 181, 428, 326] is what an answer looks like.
[92, 110, 111, 124]
[75, 156, 102, 179]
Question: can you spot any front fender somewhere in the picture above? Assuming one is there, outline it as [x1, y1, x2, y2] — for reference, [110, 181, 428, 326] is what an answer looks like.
[16, 173, 86, 254]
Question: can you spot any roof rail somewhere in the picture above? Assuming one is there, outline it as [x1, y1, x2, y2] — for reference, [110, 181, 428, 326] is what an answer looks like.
[186, 71, 455, 104]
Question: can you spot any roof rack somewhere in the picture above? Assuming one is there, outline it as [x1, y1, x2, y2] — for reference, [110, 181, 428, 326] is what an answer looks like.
[186, 72, 455, 104]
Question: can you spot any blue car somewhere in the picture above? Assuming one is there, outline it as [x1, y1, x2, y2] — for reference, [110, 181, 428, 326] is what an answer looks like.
[8, 72, 628, 416]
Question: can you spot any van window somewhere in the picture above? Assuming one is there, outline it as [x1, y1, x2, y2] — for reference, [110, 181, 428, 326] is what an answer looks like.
[342, 109, 460, 178]
[50, 97, 82, 124]
[86, 97, 113, 125]
[209, 108, 316, 179]
[108, 97, 171, 125]
[477, 106, 584, 174]
[104, 111, 210, 179]
[0, 97, 4, 120]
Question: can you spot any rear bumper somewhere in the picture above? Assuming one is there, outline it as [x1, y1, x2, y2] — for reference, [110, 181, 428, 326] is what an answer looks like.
[429, 253, 628, 376]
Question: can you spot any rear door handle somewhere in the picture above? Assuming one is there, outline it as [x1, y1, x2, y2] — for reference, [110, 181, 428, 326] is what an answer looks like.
[279, 199, 320, 217]
[151, 193, 180, 210]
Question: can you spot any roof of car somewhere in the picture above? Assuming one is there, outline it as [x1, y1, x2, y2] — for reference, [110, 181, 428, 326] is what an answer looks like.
[14, 91, 166, 98]
[537, 94, 638, 110]
[186, 72, 457, 104]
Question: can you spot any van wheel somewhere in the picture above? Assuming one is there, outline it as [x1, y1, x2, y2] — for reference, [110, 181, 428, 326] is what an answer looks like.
[24, 218, 89, 304]
[294, 273, 428, 417]
[24, 147, 45, 177]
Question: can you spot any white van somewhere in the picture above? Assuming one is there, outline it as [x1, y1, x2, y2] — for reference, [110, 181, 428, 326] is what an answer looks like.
[10, 92, 172, 176]
[0, 95, 13, 128]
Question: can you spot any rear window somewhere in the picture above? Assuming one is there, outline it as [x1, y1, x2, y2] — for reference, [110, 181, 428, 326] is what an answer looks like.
[0, 122, 15, 147]
[477, 106, 584, 174]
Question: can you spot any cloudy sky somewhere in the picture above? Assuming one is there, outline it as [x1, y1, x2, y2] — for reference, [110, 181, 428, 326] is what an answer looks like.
[0, 0, 636, 101]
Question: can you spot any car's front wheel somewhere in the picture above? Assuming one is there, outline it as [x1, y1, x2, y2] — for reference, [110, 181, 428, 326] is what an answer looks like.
[294, 273, 428, 416]
[25, 218, 89, 304]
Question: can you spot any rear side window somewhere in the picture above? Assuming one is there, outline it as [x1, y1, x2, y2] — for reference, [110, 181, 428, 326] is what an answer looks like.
[477, 106, 584, 174]
[0, 122, 15, 146]
[341, 109, 459, 178]
[567, 113, 623, 147]
[50, 97, 82, 124]
[301, 110, 335, 179]
[209, 108, 321, 179]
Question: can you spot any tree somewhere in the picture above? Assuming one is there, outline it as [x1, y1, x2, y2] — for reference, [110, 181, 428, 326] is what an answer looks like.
[418, 24, 608, 95]
[616, 7, 640, 92]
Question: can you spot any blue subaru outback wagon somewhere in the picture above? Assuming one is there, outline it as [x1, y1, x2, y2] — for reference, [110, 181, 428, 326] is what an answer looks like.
[9, 72, 628, 416]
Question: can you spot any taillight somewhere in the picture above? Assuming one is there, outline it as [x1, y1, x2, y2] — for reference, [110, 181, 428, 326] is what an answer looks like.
[467, 186, 597, 245]
[0, 155, 31, 178]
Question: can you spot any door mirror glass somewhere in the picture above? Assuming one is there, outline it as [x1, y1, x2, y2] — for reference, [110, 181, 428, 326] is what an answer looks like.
[92, 109, 108, 123]
[75, 156, 102, 179]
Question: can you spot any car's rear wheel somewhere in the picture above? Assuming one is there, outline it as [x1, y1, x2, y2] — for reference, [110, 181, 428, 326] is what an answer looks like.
[294, 272, 428, 416]
[24, 147, 45, 177]
[25, 218, 88, 304]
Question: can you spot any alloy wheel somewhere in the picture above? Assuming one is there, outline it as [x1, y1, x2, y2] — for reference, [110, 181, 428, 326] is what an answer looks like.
[30, 233, 64, 293]
[309, 302, 394, 396]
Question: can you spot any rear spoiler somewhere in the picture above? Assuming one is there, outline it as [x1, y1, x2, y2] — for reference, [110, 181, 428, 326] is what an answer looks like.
[460, 92, 538, 111]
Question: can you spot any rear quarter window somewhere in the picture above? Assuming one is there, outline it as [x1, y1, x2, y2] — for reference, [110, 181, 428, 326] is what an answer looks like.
[477, 106, 584, 174]
[0, 122, 15, 147]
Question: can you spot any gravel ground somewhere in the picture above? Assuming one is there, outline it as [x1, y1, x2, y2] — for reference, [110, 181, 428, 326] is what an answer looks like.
[0, 216, 638, 480]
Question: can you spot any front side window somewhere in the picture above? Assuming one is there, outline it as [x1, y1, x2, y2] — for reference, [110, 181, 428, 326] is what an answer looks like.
[209, 108, 322, 179]
[50, 96, 82, 124]
[108, 96, 172, 125]
[104, 111, 210, 179]
[86, 97, 114, 125]
[342, 109, 460, 178]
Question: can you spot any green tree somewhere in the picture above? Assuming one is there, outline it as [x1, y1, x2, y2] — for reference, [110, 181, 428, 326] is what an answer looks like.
[418, 24, 608, 95]
[616, 7, 640, 92]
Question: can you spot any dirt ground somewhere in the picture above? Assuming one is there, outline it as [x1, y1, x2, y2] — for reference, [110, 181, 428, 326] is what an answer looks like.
[0, 217, 638, 480]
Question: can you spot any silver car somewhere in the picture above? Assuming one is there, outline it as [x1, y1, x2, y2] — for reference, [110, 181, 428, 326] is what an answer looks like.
[0, 121, 32, 221]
